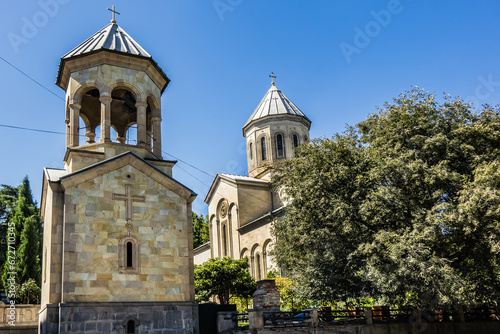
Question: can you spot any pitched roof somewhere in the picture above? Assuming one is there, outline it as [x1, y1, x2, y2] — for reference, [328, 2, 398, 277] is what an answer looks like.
[218, 173, 270, 184]
[62, 23, 150, 59]
[243, 85, 311, 130]
[56, 23, 170, 93]
[204, 173, 270, 204]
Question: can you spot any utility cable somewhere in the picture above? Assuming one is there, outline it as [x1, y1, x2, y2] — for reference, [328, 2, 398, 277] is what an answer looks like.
[0, 56, 64, 102]
[0, 57, 273, 207]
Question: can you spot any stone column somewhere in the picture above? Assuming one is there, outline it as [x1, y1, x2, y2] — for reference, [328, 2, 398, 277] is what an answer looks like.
[86, 128, 96, 144]
[65, 106, 70, 147]
[136, 101, 148, 147]
[217, 311, 238, 333]
[68, 103, 81, 147]
[99, 94, 112, 142]
[116, 135, 126, 144]
[365, 307, 373, 325]
[248, 310, 263, 333]
[310, 309, 319, 328]
[252, 280, 280, 311]
[152, 113, 162, 156]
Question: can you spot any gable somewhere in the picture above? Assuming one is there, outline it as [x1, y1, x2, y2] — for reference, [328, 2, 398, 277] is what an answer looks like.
[59, 151, 196, 203]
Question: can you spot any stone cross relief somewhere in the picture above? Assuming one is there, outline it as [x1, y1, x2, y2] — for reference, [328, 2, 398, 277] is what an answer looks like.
[112, 184, 145, 235]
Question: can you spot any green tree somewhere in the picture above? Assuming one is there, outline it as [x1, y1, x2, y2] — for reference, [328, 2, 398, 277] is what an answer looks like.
[1, 177, 42, 299]
[272, 134, 373, 303]
[272, 88, 500, 307]
[0, 184, 19, 284]
[273, 275, 310, 311]
[195, 257, 256, 304]
[17, 216, 41, 286]
[18, 278, 40, 304]
[192, 212, 209, 249]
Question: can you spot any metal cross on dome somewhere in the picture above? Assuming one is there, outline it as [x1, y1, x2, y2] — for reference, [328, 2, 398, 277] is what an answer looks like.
[107, 5, 120, 23]
[269, 72, 277, 86]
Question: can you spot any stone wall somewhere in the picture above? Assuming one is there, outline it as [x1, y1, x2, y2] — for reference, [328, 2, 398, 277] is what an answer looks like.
[39, 302, 198, 334]
[61, 164, 192, 303]
[0, 304, 39, 333]
[194, 243, 211, 265]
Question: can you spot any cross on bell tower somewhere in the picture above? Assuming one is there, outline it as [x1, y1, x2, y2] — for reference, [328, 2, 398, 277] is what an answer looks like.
[107, 5, 120, 23]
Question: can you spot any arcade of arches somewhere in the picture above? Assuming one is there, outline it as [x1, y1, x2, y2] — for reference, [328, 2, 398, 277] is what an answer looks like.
[67, 86, 162, 158]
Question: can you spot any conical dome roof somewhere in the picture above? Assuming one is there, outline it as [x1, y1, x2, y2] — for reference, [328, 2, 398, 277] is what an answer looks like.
[56, 22, 169, 92]
[62, 23, 150, 59]
[243, 85, 311, 130]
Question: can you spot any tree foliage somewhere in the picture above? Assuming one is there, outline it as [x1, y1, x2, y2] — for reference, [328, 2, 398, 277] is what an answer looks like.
[0, 185, 18, 275]
[192, 212, 209, 249]
[18, 278, 40, 304]
[1, 177, 42, 299]
[194, 257, 256, 304]
[272, 88, 500, 307]
[266, 271, 310, 311]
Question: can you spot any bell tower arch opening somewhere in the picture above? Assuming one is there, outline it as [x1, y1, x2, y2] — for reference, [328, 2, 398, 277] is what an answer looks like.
[111, 88, 138, 144]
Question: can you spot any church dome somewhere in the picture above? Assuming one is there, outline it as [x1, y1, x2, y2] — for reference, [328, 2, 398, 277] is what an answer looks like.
[56, 22, 169, 92]
[61, 23, 151, 59]
[242, 84, 311, 133]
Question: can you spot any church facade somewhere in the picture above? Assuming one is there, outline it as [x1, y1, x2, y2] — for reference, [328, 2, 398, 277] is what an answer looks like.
[195, 77, 311, 280]
[39, 19, 198, 333]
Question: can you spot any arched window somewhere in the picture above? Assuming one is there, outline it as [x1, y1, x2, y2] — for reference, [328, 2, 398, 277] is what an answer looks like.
[261, 137, 267, 161]
[126, 242, 133, 268]
[249, 143, 253, 160]
[293, 134, 299, 148]
[127, 320, 135, 333]
[119, 236, 140, 274]
[256, 254, 262, 280]
[276, 134, 284, 158]
[222, 224, 228, 257]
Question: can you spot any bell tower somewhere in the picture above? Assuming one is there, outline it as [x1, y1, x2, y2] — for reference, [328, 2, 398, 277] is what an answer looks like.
[56, 19, 169, 173]
[39, 12, 198, 334]
[242, 74, 311, 180]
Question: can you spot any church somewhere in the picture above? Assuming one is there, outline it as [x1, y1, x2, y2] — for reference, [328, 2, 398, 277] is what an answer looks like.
[36, 5, 312, 332]
[194, 74, 312, 280]
[39, 10, 198, 333]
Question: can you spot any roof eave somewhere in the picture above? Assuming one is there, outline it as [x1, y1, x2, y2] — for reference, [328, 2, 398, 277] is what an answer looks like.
[55, 49, 170, 93]
[242, 113, 312, 136]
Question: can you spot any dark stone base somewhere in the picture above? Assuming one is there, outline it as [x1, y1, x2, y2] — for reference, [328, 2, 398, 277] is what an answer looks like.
[38, 302, 198, 334]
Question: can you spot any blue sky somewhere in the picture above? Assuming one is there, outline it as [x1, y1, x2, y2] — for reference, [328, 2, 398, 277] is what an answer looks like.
[0, 0, 499, 214]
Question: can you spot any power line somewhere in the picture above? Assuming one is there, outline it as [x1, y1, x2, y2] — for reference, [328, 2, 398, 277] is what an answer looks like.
[0, 124, 66, 135]
[0, 122, 215, 179]
[0, 57, 271, 206]
[1, 121, 272, 206]
[0, 56, 64, 102]
[162, 151, 215, 178]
